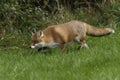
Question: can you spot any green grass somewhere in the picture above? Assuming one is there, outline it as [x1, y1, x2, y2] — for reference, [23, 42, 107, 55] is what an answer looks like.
[0, 1, 119, 80]
[0, 28, 120, 80]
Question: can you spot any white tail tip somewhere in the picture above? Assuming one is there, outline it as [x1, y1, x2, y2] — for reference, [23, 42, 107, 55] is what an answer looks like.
[111, 29, 115, 33]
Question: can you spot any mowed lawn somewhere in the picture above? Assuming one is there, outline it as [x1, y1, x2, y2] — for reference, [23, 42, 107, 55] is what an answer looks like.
[0, 28, 120, 80]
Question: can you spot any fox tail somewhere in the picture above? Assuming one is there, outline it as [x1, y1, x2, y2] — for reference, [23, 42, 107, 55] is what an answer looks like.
[86, 25, 115, 36]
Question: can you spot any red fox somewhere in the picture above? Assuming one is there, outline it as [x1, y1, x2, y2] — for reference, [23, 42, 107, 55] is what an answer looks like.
[30, 20, 114, 51]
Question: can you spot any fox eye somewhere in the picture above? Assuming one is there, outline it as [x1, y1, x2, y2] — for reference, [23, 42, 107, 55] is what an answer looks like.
[32, 40, 38, 44]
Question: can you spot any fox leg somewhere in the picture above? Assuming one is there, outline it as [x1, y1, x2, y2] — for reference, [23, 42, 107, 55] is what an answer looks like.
[77, 36, 89, 50]
[60, 44, 66, 51]
[80, 40, 89, 48]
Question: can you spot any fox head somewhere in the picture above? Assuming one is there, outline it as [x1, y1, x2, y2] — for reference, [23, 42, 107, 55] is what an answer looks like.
[30, 29, 46, 49]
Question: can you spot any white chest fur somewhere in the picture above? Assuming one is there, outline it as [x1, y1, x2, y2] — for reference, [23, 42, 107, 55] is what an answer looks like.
[47, 42, 60, 48]
[31, 42, 60, 49]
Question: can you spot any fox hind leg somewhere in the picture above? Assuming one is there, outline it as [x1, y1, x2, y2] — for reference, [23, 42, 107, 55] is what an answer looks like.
[77, 36, 89, 50]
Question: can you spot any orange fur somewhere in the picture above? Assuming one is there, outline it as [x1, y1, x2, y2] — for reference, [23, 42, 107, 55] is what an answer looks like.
[30, 20, 114, 51]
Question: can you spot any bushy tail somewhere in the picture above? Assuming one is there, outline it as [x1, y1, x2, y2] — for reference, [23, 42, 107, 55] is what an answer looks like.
[86, 24, 115, 37]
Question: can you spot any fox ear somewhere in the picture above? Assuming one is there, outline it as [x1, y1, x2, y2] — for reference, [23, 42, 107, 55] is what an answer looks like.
[31, 28, 37, 35]
[37, 31, 43, 37]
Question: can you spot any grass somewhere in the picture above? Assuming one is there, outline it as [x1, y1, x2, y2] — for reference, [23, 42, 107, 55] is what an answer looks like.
[0, 27, 120, 80]
[0, 1, 119, 80]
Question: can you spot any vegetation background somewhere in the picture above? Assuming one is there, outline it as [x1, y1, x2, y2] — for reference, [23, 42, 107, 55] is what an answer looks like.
[0, 0, 120, 80]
